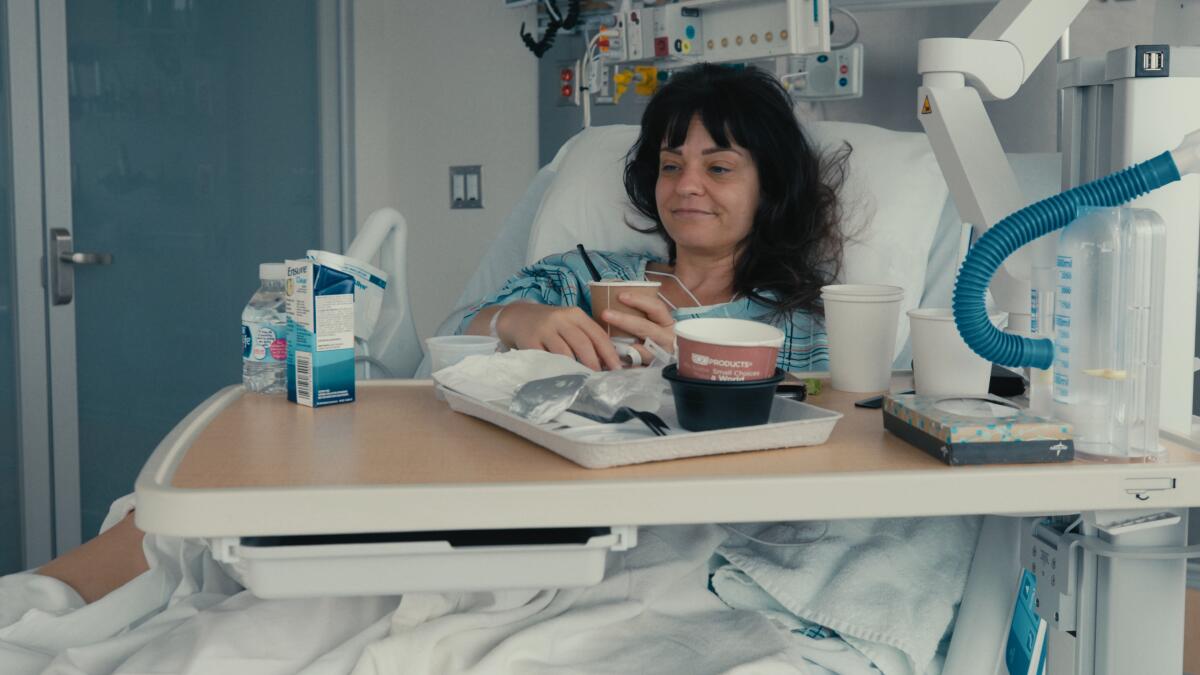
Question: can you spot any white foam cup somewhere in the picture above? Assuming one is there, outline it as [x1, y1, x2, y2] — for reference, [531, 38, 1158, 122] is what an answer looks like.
[426, 335, 500, 373]
[820, 284, 904, 392]
[908, 308, 1003, 397]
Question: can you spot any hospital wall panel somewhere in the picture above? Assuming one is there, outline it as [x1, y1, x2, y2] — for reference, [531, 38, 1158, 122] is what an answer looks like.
[536, 2, 1158, 163]
[536, 6, 996, 162]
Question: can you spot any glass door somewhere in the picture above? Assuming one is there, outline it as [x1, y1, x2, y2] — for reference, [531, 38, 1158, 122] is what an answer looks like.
[32, 0, 347, 544]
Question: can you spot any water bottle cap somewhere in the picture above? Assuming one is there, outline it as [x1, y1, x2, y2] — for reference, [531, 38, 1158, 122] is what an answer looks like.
[260, 263, 287, 280]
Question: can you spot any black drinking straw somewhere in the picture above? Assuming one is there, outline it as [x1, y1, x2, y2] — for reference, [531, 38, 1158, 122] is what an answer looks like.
[577, 244, 603, 282]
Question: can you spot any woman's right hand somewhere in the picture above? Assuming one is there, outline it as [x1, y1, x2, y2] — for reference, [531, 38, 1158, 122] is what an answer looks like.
[495, 303, 625, 371]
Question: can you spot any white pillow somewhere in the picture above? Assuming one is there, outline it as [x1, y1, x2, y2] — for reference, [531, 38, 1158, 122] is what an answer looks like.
[526, 124, 664, 264]
[527, 121, 949, 358]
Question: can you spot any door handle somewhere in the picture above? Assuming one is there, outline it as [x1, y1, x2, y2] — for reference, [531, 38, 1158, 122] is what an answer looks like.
[50, 228, 113, 305]
[59, 251, 114, 265]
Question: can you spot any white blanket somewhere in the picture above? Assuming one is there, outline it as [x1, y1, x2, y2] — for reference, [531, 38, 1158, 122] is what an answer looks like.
[351, 524, 849, 675]
[713, 517, 982, 675]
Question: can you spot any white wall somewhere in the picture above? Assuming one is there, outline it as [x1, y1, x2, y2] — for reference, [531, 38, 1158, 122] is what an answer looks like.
[353, 0, 539, 340]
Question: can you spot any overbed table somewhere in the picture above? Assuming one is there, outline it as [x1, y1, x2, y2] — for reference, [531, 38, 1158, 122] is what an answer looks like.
[134, 379, 1200, 675]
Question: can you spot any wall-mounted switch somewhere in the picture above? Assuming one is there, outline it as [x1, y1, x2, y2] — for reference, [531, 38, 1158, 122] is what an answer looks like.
[466, 172, 479, 202]
[450, 165, 482, 209]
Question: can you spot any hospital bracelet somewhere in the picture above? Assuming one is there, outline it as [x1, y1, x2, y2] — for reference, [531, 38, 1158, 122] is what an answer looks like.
[488, 301, 531, 348]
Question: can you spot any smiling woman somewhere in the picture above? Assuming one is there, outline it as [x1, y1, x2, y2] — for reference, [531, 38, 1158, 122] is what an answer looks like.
[462, 63, 849, 373]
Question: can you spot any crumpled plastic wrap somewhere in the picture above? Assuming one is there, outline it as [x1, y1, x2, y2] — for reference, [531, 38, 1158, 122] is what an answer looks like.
[437, 341, 677, 425]
[508, 373, 589, 423]
[570, 339, 675, 419]
[432, 350, 590, 403]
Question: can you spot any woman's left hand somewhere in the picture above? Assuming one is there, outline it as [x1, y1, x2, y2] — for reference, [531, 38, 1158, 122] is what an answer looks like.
[602, 292, 676, 365]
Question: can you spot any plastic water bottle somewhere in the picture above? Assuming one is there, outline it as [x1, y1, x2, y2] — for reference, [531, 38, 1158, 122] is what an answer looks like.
[241, 263, 288, 394]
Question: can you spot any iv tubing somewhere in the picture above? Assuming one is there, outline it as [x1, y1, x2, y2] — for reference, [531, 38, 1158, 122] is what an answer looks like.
[952, 152, 1180, 369]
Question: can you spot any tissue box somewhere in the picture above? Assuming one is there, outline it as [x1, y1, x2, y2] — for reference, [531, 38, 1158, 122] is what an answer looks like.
[286, 259, 355, 407]
[882, 394, 1073, 465]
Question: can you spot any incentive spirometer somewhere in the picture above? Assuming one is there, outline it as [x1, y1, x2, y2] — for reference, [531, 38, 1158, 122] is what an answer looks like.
[1048, 207, 1165, 458]
[951, 134, 1199, 460]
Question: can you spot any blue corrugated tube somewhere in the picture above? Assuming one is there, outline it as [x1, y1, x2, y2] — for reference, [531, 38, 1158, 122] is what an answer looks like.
[952, 152, 1181, 369]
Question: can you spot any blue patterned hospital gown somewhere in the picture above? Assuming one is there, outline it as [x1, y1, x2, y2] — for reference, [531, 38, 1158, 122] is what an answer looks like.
[458, 250, 829, 372]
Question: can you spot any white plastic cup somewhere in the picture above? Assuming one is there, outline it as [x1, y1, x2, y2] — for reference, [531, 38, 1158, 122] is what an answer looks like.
[908, 308, 1002, 397]
[821, 284, 904, 392]
[426, 335, 500, 373]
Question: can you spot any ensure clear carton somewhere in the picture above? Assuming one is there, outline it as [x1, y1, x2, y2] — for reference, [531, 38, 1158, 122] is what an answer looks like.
[286, 259, 355, 407]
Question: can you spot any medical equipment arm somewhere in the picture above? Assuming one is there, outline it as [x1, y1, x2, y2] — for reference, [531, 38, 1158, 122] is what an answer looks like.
[916, 0, 1089, 329]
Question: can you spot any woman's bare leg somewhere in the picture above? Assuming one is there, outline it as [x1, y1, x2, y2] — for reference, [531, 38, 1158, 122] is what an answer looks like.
[35, 510, 149, 604]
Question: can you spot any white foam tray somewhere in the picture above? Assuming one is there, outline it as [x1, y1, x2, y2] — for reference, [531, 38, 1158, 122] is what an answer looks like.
[442, 387, 843, 469]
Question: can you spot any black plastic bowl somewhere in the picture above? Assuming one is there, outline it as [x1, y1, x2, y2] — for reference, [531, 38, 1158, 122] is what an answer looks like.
[662, 364, 785, 432]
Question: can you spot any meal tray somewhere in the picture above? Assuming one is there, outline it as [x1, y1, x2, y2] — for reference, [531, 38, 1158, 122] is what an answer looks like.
[441, 387, 843, 469]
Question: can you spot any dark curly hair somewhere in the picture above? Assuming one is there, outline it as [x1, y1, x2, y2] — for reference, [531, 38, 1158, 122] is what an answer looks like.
[623, 63, 849, 317]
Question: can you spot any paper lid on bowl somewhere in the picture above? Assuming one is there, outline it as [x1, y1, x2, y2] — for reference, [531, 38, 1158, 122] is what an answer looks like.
[674, 318, 785, 347]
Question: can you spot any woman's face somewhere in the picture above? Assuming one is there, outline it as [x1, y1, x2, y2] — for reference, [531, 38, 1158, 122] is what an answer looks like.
[655, 116, 760, 258]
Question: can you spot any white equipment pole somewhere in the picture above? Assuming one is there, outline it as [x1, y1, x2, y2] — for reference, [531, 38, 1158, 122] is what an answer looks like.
[1108, 58, 1200, 436]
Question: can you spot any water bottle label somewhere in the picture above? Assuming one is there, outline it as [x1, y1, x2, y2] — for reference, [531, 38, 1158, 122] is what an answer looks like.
[242, 322, 287, 363]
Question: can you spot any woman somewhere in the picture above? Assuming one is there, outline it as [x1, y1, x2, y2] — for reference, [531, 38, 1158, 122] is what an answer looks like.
[462, 63, 847, 373]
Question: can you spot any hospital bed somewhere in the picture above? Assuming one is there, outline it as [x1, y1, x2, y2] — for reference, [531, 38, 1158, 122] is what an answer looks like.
[134, 122, 1200, 674]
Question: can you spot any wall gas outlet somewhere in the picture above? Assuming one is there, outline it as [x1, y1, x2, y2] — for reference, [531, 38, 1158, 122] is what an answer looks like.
[633, 65, 658, 97]
[557, 60, 580, 107]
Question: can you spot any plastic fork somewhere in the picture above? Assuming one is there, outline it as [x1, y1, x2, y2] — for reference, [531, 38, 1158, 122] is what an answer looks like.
[568, 406, 670, 436]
